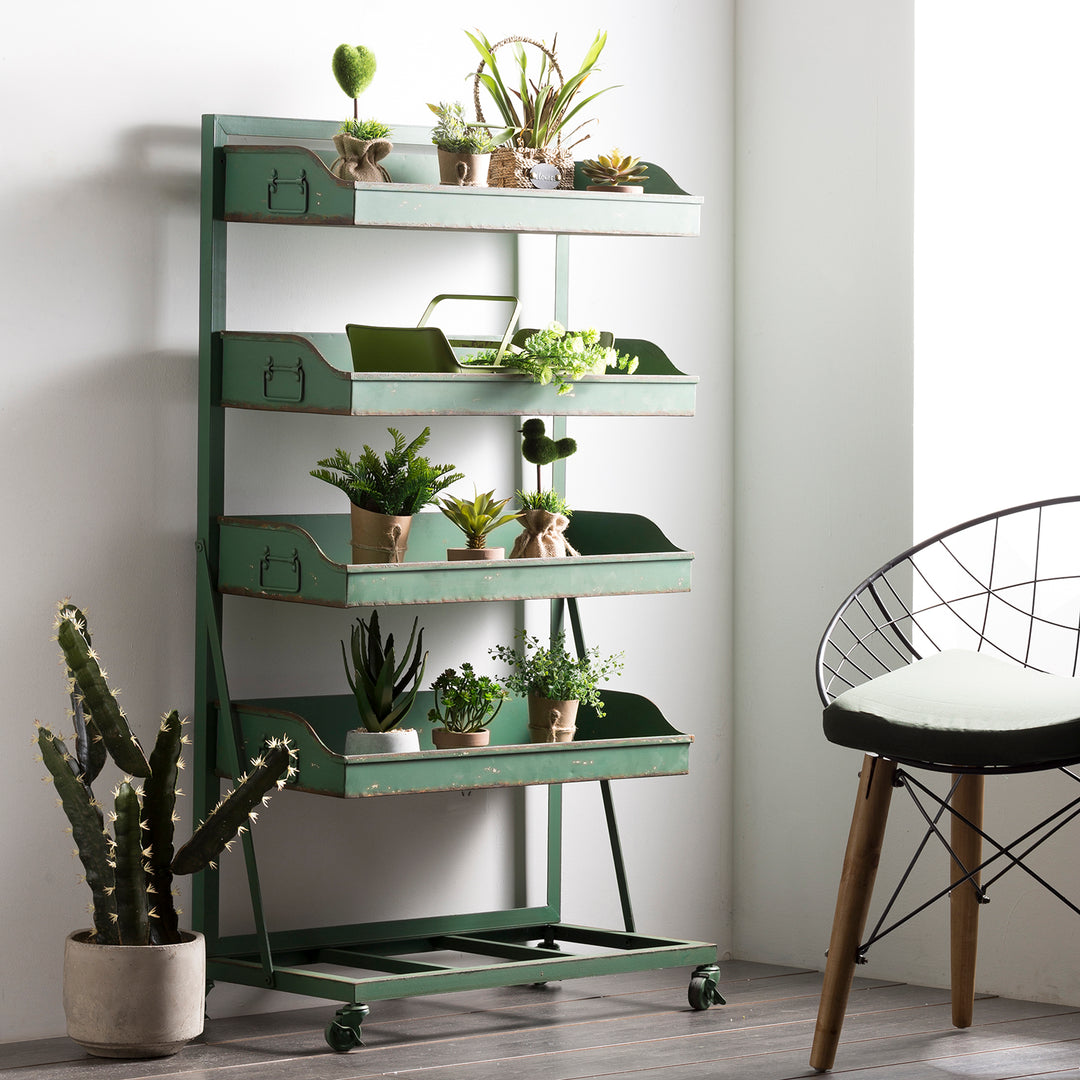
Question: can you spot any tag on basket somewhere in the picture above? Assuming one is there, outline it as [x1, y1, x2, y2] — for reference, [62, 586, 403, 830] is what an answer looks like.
[529, 163, 561, 190]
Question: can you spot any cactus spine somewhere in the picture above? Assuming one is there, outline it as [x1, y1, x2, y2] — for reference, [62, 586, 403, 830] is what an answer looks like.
[39, 602, 296, 945]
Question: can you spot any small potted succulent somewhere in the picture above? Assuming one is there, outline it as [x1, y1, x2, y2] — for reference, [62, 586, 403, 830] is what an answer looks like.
[330, 42, 393, 182]
[581, 149, 649, 193]
[437, 487, 522, 561]
[342, 609, 427, 754]
[490, 629, 624, 743]
[428, 100, 498, 186]
[311, 427, 463, 563]
[37, 602, 296, 1058]
[427, 663, 509, 749]
[464, 322, 639, 396]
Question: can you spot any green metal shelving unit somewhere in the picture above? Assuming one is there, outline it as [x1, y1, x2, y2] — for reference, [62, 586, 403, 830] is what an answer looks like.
[195, 114, 721, 1051]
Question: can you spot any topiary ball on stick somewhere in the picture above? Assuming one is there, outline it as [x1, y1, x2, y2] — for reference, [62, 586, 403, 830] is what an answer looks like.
[521, 418, 577, 491]
[332, 43, 376, 120]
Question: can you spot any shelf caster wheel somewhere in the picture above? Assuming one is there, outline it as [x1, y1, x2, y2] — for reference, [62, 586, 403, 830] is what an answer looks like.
[688, 964, 726, 1011]
[324, 1003, 369, 1052]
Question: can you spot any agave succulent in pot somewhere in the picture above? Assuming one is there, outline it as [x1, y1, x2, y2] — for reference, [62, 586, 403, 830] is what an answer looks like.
[437, 488, 522, 561]
[36, 602, 297, 1058]
[581, 148, 650, 193]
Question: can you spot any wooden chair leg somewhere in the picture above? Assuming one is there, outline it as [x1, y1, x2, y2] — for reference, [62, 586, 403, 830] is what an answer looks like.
[810, 755, 896, 1072]
[950, 772, 984, 1029]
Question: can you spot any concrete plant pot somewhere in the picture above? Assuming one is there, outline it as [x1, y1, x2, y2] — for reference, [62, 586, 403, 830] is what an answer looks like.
[63, 929, 206, 1058]
[344, 728, 421, 755]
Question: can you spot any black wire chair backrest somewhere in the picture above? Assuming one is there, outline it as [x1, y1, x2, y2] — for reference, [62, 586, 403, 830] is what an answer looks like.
[818, 496, 1080, 706]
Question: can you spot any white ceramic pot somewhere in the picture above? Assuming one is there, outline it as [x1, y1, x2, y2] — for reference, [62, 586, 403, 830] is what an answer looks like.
[63, 929, 206, 1058]
[344, 728, 421, 755]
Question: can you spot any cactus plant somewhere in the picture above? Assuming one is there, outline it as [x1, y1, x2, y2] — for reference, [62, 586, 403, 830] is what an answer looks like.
[342, 609, 427, 732]
[36, 602, 297, 946]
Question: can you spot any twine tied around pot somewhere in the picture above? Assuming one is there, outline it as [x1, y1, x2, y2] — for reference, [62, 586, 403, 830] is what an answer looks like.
[350, 506, 412, 564]
[528, 697, 580, 743]
[509, 509, 579, 559]
[472, 36, 576, 190]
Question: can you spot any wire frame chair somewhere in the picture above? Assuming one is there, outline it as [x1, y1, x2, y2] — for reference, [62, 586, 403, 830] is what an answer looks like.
[811, 495, 1080, 1071]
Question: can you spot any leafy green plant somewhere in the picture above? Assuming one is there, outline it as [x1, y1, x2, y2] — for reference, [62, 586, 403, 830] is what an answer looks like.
[516, 489, 571, 516]
[36, 602, 296, 946]
[581, 149, 649, 187]
[464, 323, 639, 395]
[427, 101, 498, 153]
[427, 663, 509, 732]
[342, 610, 427, 732]
[466, 29, 617, 152]
[437, 488, 522, 548]
[312, 427, 463, 516]
[332, 43, 377, 121]
[490, 630, 624, 718]
[339, 117, 391, 141]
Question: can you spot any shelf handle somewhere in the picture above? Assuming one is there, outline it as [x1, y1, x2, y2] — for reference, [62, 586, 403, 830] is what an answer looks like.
[259, 546, 301, 594]
[267, 168, 309, 214]
[263, 356, 305, 403]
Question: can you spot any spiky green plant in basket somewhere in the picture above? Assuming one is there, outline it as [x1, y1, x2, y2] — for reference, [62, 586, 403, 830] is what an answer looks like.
[436, 488, 522, 549]
[581, 149, 649, 188]
[342, 610, 428, 732]
[36, 602, 297, 946]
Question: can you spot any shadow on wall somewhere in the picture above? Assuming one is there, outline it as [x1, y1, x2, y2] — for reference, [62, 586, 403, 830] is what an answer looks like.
[5, 121, 204, 709]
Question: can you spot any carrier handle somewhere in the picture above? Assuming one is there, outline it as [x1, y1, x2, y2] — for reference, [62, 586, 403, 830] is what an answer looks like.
[417, 294, 521, 361]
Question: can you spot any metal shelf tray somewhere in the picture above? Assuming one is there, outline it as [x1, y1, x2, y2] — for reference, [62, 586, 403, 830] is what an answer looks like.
[217, 510, 692, 606]
[220, 689, 691, 797]
[210, 115, 702, 237]
[219, 331, 697, 416]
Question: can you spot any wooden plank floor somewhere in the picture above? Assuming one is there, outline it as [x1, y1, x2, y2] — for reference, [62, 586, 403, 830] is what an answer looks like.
[3, 961, 1080, 1079]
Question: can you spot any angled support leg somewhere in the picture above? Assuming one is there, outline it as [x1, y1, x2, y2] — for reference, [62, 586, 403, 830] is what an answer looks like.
[810, 755, 896, 1072]
[949, 772, 984, 1028]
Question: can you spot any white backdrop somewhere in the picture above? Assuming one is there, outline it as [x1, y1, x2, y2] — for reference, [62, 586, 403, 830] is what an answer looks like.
[0, 0, 732, 1040]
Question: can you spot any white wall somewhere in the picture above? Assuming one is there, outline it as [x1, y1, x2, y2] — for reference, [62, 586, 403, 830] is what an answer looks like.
[913, 1, 1080, 1004]
[0, 0, 732, 1042]
[732, 0, 916, 975]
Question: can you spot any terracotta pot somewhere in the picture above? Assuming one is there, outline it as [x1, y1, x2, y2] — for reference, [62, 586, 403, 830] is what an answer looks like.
[447, 546, 505, 561]
[350, 504, 412, 564]
[527, 696, 580, 743]
[344, 728, 421, 755]
[63, 929, 206, 1058]
[437, 148, 491, 187]
[432, 728, 491, 750]
[586, 184, 644, 194]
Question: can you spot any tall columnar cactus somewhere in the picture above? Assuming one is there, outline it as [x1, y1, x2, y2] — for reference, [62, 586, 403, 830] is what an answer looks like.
[37, 602, 297, 945]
